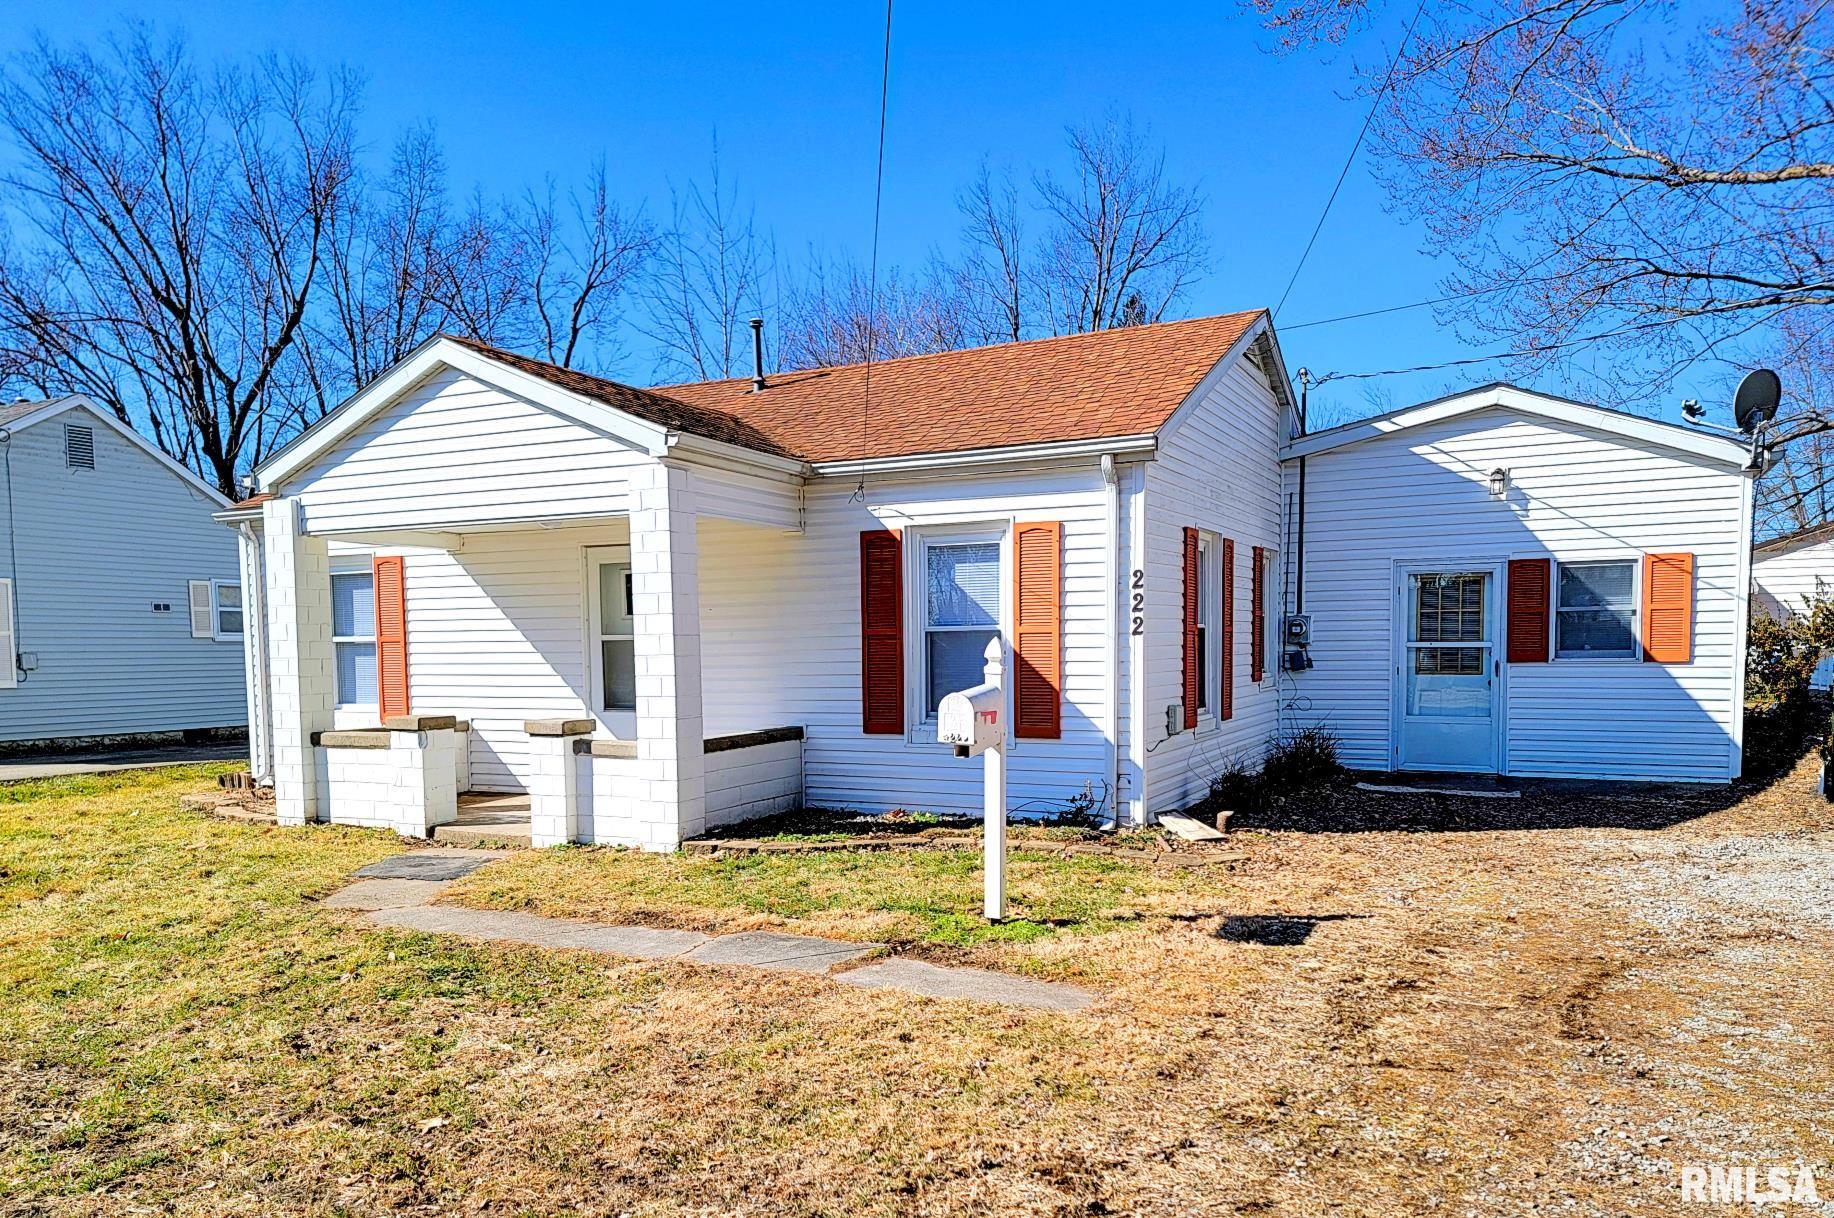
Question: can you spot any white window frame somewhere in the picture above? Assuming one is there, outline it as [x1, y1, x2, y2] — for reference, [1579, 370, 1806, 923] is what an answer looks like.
[1194, 532, 1219, 718]
[583, 544, 637, 736]
[0, 577, 16, 690]
[1553, 557, 1642, 662]
[907, 523, 1010, 743]
[210, 579, 243, 641]
[330, 563, 378, 711]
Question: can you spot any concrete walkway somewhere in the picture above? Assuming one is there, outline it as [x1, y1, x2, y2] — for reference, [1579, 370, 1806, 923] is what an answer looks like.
[326, 849, 1094, 1012]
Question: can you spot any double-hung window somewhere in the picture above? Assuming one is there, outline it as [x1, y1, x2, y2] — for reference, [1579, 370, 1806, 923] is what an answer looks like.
[1195, 534, 1216, 713]
[924, 538, 1001, 717]
[1556, 560, 1638, 659]
[331, 570, 377, 707]
[213, 581, 243, 638]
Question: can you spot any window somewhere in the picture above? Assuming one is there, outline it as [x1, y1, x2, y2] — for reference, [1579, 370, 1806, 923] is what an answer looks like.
[212, 581, 243, 638]
[331, 570, 377, 707]
[1556, 560, 1638, 658]
[924, 539, 1000, 716]
[593, 557, 636, 712]
[63, 423, 94, 470]
[1413, 572, 1487, 675]
[1194, 534, 1215, 712]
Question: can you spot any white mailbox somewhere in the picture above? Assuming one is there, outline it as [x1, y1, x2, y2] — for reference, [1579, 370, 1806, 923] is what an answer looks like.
[938, 681, 1003, 757]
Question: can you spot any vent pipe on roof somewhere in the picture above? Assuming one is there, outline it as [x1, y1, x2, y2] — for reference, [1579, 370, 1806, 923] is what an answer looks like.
[749, 317, 766, 392]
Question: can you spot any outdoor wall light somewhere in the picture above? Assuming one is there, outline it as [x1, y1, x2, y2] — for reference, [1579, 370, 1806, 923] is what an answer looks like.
[1487, 467, 1509, 499]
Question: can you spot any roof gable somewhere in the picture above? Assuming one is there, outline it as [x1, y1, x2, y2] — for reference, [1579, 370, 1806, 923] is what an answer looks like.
[0, 396, 230, 506]
[1281, 383, 1750, 468]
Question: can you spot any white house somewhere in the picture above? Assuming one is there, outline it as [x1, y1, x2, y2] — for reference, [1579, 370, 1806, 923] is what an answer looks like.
[226, 322, 1759, 850]
[0, 396, 245, 746]
[223, 312, 1290, 848]
[1280, 385, 1754, 782]
[1750, 523, 1834, 687]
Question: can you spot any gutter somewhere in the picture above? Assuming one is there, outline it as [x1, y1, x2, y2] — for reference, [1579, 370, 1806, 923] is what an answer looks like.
[811, 434, 1157, 480]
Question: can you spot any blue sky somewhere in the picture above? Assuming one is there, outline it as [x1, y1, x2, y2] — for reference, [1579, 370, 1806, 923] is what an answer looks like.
[0, 0, 1725, 426]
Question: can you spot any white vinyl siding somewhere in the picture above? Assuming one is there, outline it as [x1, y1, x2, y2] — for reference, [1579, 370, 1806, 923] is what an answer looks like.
[286, 366, 655, 533]
[0, 405, 242, 741]
[1139, 356, 1287, 815]
[1281, 406, 1749, 782]
[1751, 535, 1834, 688]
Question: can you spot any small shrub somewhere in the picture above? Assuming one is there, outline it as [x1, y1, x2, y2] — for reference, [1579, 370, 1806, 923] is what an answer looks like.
[1190, 728, 1344, 821]
[1261, 728, 1344, 794]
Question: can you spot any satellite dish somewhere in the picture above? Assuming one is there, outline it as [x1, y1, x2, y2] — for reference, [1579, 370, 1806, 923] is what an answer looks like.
[1734, 368, 1782, 433]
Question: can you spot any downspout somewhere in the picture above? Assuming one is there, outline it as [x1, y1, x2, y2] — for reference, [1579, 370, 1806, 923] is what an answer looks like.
[1102, 452, 1121, 830]
[1294, 368, 1310, 615]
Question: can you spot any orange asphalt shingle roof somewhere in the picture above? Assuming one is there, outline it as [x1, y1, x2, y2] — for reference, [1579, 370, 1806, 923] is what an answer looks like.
[453, 309, 1265, 465]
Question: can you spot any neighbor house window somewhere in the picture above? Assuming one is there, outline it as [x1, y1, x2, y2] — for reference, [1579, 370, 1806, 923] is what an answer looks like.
[331, 570, 377, 706]
[592, 557, 636, 712]
[924, 539, 1001, 716]
[1556, 560, 1637, 659]
[212, 580, 243, 639]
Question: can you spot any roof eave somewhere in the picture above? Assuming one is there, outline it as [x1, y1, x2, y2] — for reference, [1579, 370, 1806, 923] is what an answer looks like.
[808, 433, 1157, 478]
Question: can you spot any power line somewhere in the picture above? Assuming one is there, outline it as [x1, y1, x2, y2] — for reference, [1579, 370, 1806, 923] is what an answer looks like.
[853, 0, 895, 503]
[1312, 313, 1691, 385]
[1271, 0, 1427, 321]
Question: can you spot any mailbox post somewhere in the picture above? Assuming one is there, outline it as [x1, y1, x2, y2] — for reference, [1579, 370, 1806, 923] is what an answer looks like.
[937, 638, 1008, 921]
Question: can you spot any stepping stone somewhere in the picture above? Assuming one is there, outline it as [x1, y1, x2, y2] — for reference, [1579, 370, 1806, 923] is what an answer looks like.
[366, 905, 709, 959]
[322, 878, 450, 910]
[681, 931, 880, 974]
[355, 850, 506, 882]
[836, 958, 1094, 1012]
[1158, 810, 1226, 842]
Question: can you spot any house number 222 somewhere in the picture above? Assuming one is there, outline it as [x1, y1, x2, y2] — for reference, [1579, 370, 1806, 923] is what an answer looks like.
[1131, 569, 1145, 635]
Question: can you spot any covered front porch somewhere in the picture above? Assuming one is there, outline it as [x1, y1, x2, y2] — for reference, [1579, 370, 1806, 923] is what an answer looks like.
[251, 456, 811, 851]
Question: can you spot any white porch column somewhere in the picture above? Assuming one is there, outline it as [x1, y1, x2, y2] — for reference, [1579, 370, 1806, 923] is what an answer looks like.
[263, 497, 334, 826]
[630, 463, 705, 850]
[525, 718, 591, 846]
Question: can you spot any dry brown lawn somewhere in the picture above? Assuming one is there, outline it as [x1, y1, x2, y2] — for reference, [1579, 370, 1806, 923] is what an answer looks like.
[3, 758, 1832, 1216]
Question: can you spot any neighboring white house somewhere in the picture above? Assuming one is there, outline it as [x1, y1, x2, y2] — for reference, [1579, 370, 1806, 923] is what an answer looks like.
[225, 321, 1759, 851]
[1280, 385, 1755, 783]
[0, 396, 245, 746]
[222, 312, 1291, 847]
[1750, 523, 1834, 687]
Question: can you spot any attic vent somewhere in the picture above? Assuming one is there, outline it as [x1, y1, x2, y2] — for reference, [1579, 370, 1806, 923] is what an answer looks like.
[64, 423, 95, 470]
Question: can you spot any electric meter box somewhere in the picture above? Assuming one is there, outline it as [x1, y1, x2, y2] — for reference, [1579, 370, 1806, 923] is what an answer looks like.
[938, 682, 1003, 757]
[1284, 614, 1312, 647]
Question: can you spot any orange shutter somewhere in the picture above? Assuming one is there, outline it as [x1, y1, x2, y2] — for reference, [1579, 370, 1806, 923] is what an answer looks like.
[1012, 521, 1062, 739]
[1181, 527, 1199, 730]
[373, 555, 410, 719]
[1506, 558, 1551, 663]
[1251, 546, 1266, 683]
[1220, 538, 1235, 720]
[860, 530, 904, 733]
[1642, 552, 1694, 663]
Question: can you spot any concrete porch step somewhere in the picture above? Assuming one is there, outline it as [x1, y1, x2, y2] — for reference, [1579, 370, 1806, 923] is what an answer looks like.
[431, 794, 532, 847]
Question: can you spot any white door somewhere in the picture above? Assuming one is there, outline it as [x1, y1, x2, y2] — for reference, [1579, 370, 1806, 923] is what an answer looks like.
[1397, 569, 1499, 773]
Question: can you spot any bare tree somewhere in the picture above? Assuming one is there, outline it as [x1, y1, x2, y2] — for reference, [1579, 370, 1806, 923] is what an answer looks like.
[0, 29, 356, 495]
[512, 159, 653, 369]
[1247, 1, 1834, 407]
[1034, 115, 1208, 335]
[305, 123, 455, 415]
[955, 162, 1028, 343]
[780, 255, 969, 368]
[640, 146, 772, 381]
